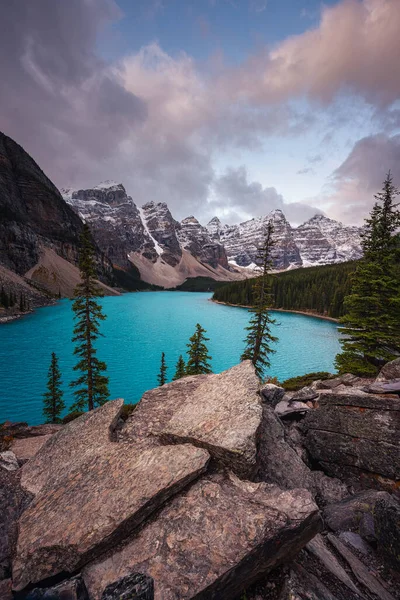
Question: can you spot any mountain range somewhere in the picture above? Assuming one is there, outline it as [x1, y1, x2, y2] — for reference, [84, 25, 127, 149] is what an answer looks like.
[62, 181, 363, 287]
[0, 131, 363, 300]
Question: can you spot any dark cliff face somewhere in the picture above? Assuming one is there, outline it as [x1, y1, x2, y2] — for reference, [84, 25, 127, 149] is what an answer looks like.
[0, 132, 112, 281]
[177, 216, 229, 269]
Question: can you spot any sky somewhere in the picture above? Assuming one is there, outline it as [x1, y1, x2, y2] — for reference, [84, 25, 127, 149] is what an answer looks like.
[1, 0, 400, 226]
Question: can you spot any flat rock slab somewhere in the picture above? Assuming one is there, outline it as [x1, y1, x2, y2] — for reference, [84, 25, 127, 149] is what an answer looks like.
[274, 400, 311, 418]
[13, 444, 209, 590]
[83, 473, 321, 600]
[21, 400, 124, 495]
[304, 390, 400, 485]
[11, 435, 53, 464]
[159, 362, 261, 478]
[122, 361, 262, 479]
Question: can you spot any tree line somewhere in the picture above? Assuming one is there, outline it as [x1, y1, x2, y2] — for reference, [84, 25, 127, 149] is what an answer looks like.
[42, 172, 400, 422]
[212, 261, 357, 319]
[0, 287, 30, 312]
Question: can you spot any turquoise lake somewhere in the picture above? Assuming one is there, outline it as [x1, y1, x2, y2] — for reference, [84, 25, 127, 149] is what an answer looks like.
[0, 292, 340, 425]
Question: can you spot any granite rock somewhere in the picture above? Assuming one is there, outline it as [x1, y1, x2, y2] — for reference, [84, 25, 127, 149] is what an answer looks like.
[21, 400, 124, 496]
[101, 573, 154, 600]
[11, 435, 53, 464]
[260, 383, 285, 406]
[25, 576, 89, 599]
[376, 358, 400, 382]
[304, 389, 400, 490]
[13, 443, 209, 590]
[374, 495, 400, 571]
[83, 473, 321, 600]
[323, 490, 392, 532]
[274, 400, 311, 418]
[0, 451, 19, 472]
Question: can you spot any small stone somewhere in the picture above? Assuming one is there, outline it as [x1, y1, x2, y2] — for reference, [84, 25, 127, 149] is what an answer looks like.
[260, 383, 285, 406]
[25, 575, 89, 599]
[323, 490, 392, 532]
[359, 512, 376, 543]
[101, 573, 154, 600]
[292, 386, 319, 402]
[274, 400, 311, 418]
[0, 451, 19, 471]
[339, 532, 373, 556]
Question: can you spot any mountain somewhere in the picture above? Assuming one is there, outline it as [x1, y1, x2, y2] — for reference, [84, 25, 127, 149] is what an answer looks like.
[293, 214, 364, 266]
[207, 211, 363, 270]
[64, 184, 236, 288]
[210, 210, 302, 270]
[0, 132, 114, 299]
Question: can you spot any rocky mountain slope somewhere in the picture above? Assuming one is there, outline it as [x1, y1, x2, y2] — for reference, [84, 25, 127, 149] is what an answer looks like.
[64, 182, 363, 287]
[64, 183, 236, 288]
[207, 211, 363, 270]
[0, 132, 113, 299]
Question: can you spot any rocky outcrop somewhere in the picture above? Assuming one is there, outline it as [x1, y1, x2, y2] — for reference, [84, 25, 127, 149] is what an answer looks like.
[207, 211, 363, 269]
[64, 182, 157, 270]
[0, 132, 112, 287]
[303, 387, 400, 493]
[177, 216, 229, 269]
[293, 215, 363, 266]
[141, 202, 182, 267]
[14, 442, 209, 590]
[83, 473, 320, 600]
[101, 573, 154, 600]
[210, 210, 302, 270]
[123, 361, 262, 479]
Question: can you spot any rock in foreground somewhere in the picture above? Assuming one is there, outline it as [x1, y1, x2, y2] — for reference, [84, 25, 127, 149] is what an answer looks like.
[13, 442, 209, 590]
[123, 361, 262, 479]
[84, 473, 321, 600]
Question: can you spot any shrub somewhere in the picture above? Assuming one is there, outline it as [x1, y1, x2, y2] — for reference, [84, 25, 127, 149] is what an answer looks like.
[281, 372, 334, 391]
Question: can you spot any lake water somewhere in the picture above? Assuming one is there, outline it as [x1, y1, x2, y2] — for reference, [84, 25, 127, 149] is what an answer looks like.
[0, 292, 340, 425]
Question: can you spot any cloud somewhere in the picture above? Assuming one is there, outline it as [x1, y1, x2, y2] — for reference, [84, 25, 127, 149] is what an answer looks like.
[297, 167, 314, 175]
[322, 133, 400, 223]
[2, 0, 398, 228]
[250, 0, 268, 13]
[208, 166, 323, 225]
[220, 0, 400, 108]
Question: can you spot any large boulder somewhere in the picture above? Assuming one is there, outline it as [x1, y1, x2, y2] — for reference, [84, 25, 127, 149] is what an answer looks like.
[323, 490, 392, 532]
[21, 400, 125, 496]
[304, 388, 400, 493]
[83, 473, 321, 600]
[13, 442, 209, 590]
[257, 405, 314, 492]
[10, 435, 53, 464]
[376, 358, 400, 382]
[374, 495, 400, 571]
[123, 361, 262, 479]
[260, 383, 285, 406]
[0, 469, 30, 582]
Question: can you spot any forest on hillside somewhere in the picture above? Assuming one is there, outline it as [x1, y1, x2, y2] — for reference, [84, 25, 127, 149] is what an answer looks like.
[213, 261, 357, 318]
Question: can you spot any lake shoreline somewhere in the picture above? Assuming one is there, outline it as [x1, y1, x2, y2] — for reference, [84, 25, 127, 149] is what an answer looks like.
[211, 299, 339, 323]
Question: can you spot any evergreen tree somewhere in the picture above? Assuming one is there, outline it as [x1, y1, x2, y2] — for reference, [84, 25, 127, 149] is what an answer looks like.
[70, 224, 109, 411]
[43, 352, 65, 423]
[158, 352, 168, 386]
[186, 324, 212, 375]
[241, 221, 278, 378]
[335, 173, 400, 376]
[173, 355, 186, 380]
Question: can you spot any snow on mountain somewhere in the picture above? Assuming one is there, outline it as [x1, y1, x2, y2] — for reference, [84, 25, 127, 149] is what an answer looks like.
[293, 215, 363, 266]
[62, 181, 363, 285]
[208, 209, 302, 270]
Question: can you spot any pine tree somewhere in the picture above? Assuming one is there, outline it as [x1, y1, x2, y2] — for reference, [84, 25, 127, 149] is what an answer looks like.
[335, 173, 400, 376]
[241, 221, 278, 379]
[173, 355, 186, 380]
[43, 352, 65, 423]
[186, 324, 212, 375]
[70, 224, 109, 411]
[158, 352, 168, 386]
